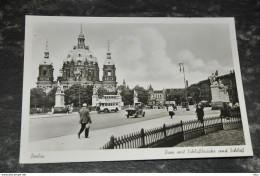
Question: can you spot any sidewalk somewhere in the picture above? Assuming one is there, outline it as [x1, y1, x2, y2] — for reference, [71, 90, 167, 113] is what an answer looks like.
[29, 111, 97, 119]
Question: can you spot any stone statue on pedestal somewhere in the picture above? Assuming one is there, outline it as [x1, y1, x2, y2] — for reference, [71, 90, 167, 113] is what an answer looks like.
[93, 86, 98, 95]
[54, 80, 66, 113]
[209, 73, 230, 110]
[133, 90, 139, 105]
[57, 80, 64, 93]
[117, 89, 122, 96]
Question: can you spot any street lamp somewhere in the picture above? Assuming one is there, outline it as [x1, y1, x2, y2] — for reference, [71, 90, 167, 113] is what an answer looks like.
[74, 69, 81, 107]
[179, 62, 190, 111]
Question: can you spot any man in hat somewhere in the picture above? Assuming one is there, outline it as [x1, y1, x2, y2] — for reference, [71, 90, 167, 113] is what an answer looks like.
[196, 102, 204, 123]
[78, 103, 92, 138]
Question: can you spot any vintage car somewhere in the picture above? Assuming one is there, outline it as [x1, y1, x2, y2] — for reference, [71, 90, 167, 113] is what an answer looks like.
[125, 106, 145, 118]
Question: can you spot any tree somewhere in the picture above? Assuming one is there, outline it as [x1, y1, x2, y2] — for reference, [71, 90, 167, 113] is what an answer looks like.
[97, 87, 108, 98]
[187, 86, 201, 104]
[134, 85, 149, 105]
[30, 88, 47, 108]
[64, 84, 93, 107]
[117, 85, 133, 105]
[166, 89, 186, 106]
[46, 86, 57, 107]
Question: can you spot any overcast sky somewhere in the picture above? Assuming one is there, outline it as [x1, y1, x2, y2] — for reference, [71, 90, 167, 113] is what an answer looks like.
[30, 20, 234, 90]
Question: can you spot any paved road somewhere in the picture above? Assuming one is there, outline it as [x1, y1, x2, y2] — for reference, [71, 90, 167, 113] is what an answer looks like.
[29, 107, 220, 142]
[29, 109, 168, 141]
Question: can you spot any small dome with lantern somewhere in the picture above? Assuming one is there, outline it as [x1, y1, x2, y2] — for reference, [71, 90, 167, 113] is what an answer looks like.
[63, 25, 98, 64]
[40, 40, 53, 65]
[103, 41, 115, 66]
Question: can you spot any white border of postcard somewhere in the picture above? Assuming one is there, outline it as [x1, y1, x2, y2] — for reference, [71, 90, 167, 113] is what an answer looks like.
[20, 16, 253, 163]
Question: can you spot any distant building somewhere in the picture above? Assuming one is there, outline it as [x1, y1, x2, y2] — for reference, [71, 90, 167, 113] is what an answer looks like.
[148, 90, 165, 105]
[147, 84, 186, 106]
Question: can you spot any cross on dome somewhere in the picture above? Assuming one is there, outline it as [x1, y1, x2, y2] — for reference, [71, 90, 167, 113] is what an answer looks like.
[107, 40, 110, 52]
[45, 39, 48, 51]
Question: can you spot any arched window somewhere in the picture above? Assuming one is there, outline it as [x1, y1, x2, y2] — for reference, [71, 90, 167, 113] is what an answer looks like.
[43, 70, 47, 76]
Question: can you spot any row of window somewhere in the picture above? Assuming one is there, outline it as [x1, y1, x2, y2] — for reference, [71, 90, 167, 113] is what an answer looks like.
[101, 102, 119, 106]
[104, 95, 118, 99]
[152, 94, 163, 99]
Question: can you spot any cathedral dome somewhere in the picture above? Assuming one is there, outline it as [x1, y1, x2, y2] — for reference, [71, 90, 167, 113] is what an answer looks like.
[64, 47, 98, 63]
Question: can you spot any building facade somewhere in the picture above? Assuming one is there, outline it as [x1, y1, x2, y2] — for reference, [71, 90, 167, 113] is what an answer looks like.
[36, 26, 117, 93]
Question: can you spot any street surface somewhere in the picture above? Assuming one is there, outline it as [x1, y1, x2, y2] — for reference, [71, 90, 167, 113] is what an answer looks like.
[28, 106, 221, 150]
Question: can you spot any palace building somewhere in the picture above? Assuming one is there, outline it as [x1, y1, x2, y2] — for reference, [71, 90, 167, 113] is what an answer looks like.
[36, 26, 117, 93]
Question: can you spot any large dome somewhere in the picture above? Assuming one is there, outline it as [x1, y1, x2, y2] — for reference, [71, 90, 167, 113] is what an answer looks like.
[64, 48, 98, 63]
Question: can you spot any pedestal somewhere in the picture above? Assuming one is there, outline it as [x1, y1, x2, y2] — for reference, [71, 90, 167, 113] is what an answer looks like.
[210, 84, 223, 110]
[92, 94, 98, 107]
[134, 97, 138, 105]
[219, 89, 230, 103]
[211, 85, 220, 102]
[117, 95, 123, 110]
[54, 92, 66, 113]
[54, 92, 65, 107]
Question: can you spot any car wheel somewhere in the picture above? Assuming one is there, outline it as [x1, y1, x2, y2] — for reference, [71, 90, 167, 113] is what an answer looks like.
[127, 115, 129, 118]
[105, 109, 109, 113]
[142, 112, 145, 117]
[115, 108, 118, 112]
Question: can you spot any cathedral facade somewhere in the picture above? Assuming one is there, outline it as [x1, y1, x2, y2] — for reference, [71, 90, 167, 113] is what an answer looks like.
[36, 26, 117, 93]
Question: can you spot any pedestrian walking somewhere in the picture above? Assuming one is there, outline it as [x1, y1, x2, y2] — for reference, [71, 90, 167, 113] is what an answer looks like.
[78, 103, 92, 139]
[196, 102, 204, 123]
[168, 105, 175, 118]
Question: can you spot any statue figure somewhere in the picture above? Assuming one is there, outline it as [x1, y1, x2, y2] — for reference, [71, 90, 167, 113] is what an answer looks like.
[93, 86, 98, 95]
[209, 72, 218, 86]
[74, 68, 81, 81]
[117, 89, 122, 95]
[57, 80, 64, 93]
[219, 79, 227, 93]
[134, 90, 138, 97]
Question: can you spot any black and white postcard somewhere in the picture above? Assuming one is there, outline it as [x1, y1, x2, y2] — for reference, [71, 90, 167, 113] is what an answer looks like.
[20, 16, 253, 163]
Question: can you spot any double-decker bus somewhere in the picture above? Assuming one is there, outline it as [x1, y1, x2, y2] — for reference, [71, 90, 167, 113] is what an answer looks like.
[96, 95, 123, 113]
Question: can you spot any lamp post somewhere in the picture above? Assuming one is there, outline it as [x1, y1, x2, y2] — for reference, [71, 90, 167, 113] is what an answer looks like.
[179, 62, 190, 111]
[74, 69, 81, 107]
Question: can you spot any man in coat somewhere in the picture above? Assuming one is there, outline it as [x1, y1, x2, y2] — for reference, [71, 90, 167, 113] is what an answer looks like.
[196, 102, 204, 123]
[78, 103, 92, 139]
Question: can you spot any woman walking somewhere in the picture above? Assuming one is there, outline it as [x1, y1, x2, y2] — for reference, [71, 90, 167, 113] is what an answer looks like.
[168, 105, 175, 119]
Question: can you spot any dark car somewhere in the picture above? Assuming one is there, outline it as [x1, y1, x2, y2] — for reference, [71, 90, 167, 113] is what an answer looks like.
[125, 107, 145, 118]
